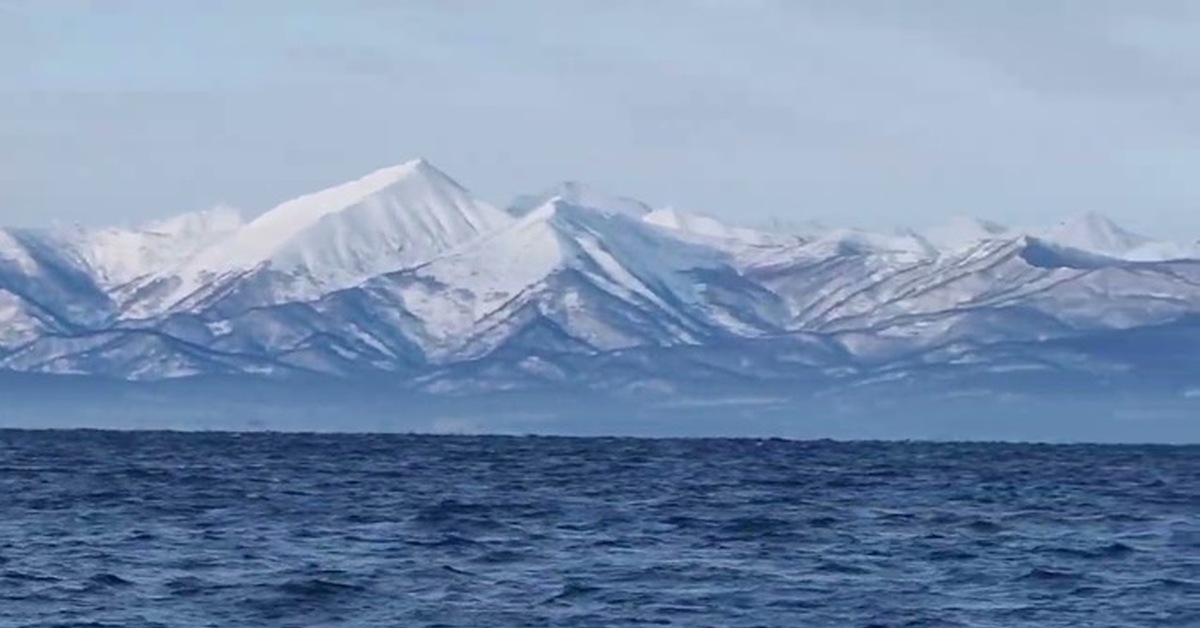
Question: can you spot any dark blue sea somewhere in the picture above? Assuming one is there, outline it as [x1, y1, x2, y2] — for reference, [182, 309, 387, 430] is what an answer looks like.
[0, 431, 1197, 627]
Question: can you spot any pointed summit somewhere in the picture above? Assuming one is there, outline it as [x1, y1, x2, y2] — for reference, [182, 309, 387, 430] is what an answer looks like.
[188, 159, 492, 271]
[382, 157, 449, 183]
[1043, 211, 1149, 257]
[391, 194, 731, 357]
[158, 159, 512, 308]
[508, 181, 652, 218]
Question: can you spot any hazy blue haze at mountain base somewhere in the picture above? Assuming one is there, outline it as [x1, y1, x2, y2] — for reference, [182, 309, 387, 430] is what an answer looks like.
[1, 432, 1197, 626]
[1, 372, 1199, 443]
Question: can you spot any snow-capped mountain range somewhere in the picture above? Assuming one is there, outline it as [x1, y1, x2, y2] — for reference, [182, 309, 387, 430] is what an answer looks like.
[4, 158, 1200, 399]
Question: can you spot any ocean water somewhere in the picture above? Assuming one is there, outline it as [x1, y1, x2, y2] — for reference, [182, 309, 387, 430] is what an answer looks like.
[0, 431, 1197, 627]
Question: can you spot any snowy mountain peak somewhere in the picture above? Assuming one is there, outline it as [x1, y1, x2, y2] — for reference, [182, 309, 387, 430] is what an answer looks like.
[1043, 211, 1149, 257]
[643, 207, 794, 252]
[142, 205, 244, 237]
[152, 159, 511, 309]
[387, 196, 736, 358]
[9, 159, 1200, 400]
[50, 206, 246, 289]
[644, 207, 727, 237]
[239, 159, 465, 251]
[508, 181, 652, 218]
[194, 160, 494, 267]
[920, 216, 1010, 252]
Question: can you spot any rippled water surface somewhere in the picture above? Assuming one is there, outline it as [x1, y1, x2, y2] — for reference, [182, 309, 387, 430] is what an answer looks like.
[1, 431, 1198, 627]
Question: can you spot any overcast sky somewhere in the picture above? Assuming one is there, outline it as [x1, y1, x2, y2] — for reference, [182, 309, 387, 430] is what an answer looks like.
[2, 1, 1199, 236]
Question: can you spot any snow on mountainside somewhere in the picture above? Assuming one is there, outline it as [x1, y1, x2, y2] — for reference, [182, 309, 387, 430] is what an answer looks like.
[0, 228, 115, 346]
[508, 181, 652, 218]
[918, 217, 1010, 253]
[2, 158, 1200, 395]
[127, 159, 512, 315]
[755, 234, 1200, 363]
[1041, 211, 1151, 258]
[364, 198, 782, 361]
[642, 208, 801, 262]
[188, 159, 505, 275]
[62, 206, 244, 288]
[1032, 211, 1200, 261]
[747, 227, 936, 270]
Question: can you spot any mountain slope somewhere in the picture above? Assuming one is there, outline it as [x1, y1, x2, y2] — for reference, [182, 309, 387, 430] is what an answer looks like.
[2, 160, 1200, 399]
[754, 234, 1200, 364]
[354, 198, 785, 362]
[0, 228, 115, 347]
[61, 206, 245, 290]
[642, 208, 802, 267]
[1041, 211, 1150, 258]
[125, 160, 512, 317]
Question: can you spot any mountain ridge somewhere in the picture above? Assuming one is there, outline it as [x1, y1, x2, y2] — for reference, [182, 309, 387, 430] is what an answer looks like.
[3, 159, 1199, 405]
